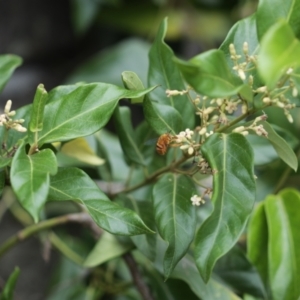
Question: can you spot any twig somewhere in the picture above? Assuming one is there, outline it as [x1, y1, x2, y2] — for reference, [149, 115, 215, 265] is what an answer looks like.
[0, 212, 100, 259]
[123, 253, 154, 300]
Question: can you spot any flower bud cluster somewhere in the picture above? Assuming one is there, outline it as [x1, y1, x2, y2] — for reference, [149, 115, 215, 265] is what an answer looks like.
[165, 89, 188, 97]
[229, 42, 257, 81]
[0, 100, 27, 132]
[175, 128, 196, 155]
[190, 194, 205, 206]
[233, 114, 268, 137]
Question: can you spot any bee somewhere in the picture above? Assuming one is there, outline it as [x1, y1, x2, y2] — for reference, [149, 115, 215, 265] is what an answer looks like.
[156, 133, 173, 155]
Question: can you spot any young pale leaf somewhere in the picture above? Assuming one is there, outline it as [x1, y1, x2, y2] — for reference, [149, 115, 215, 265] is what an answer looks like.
[265, 189, 300, 300]
[37, 83, 155, 145]
[60, 137, 104, 166]
[143, 97, 182, 134]
[11, 144, 57, 223]
[148, 18, 195, 129]
[0, 267, 20, 300]
[258, 21, 300, 88]
[29, 84, 48, 134]
[0, 54, 22, 92]
[176, 50, 253, 101]
[262, 121, 298, 171]
[84, 231, 133, 267]
[256, 0, 300, 40]
[121, 71, 145, 103]
[113, 106, 145, 165]
[152, 174, 197, 279]
[195, 133, 256, 283]
[48, 167, 154, 235]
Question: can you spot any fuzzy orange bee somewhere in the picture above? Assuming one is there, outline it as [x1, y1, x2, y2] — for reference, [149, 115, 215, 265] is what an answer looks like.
[156, 133, 174, 155]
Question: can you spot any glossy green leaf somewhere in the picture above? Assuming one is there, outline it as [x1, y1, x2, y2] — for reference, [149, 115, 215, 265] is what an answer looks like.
[36, 83, 155, 145]
[113, 106, 145, 165]
[258, 21, 300, 88]
[262, 121, 298, 171]
[143, 97, 182, 135]
[215, 246, 267, 298]
[148, 18, 195, 129]
[48, 167, 154, 235]
[11, 144, 57, 222]
[0, 170, 5, 198]
[152, 174, 196, 279]
[0, 54, 22, 93]
[265, 189, 300, 300]
[84, 231, 133, 267]
[121, 71, 145, 103]
[0, 267, 20, 300]
[256, 0, 300, 40]
[67, 39, 150, 87]
[176, 50, 253, 101]
[29, 84, 48, 133]
[195, 133, 256, 282]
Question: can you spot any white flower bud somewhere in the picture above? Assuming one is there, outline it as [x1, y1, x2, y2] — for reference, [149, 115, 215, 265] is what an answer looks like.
[292, 87, 298, 97]
[233, 126, 245, 133]
[188, 147, 194, 155]
[199, 127, 207, 135]
[4, 100, 12, 114]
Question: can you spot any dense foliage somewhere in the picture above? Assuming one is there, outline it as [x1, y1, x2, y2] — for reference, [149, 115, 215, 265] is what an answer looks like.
[1, 1, 300, 299]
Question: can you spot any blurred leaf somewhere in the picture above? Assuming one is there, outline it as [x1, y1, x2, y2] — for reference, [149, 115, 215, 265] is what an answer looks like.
[143, 97, 182, 135]
[0, 54, 22, 93]
[121, 71, 145, 104]
[195, 133, 256, 282]
[148, 18, 195, 129]
[61, 137, 105, 166]
[67, 39, 150, 87]
[70, 0, 103, 35]
[28, 84, 47, 138]
[37, 83, 155, 145]
[11, 143, 57, 222]
[248, 197, 274, 294]
[48, 167, 154, 235]
[214, 246, 267, 298]
[84, 231, 133, 267]
[256, 0, 300, 40]
[0, 170, 5, 198]
[265, 189, 300, 300]
[94, 130, 130, 181]
[176, 50, 253, 101]
[0, 157, 12, 169]
[258, 21, 300, 88]
[152, 174, 196, 279]
[0, 267, 20, 300]
[113, 106, 145, 165]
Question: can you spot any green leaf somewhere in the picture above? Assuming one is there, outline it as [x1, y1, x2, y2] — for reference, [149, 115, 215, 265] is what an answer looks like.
[0, 157, 12, 169]
[11, 144, 57, 222]
[195, 133, 256, 282]
[258, 21, 300, 88]
[37, 83, 155, 145]
[0, 170, 5, 198]
[262, 121, 298, 171]
[66, 39, 150, 87]
[29, 84, 48, 134]
[265, 189, 300, 300]
[152, 174, 197, 279]
[48, 167, 155, 235]
[176, 50, 253, 101]
[121, 71, 145, 103]
[143, 97, 182, 135]
[256, 0, 300, 40]
[84, 231, 133, 267]
[113, 106, 145, 165]
[0, 267, 20, 300]
[0, 54, 22, 93]
[148, 18, 195, 129]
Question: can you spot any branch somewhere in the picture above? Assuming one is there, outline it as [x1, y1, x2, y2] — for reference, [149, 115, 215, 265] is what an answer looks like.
[123, 253, 154, 300]
[0, 212, 100, 259]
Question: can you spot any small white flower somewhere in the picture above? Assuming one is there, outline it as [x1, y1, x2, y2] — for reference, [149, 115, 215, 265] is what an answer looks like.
[190, 195, 205, 206]
[185, 128, 194, 139]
